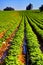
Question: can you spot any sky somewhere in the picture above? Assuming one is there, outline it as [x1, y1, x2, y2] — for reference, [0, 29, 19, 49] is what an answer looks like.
[0, 0, 43, 10]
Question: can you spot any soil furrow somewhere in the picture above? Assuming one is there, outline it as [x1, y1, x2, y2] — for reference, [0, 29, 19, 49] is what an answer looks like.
[0, 18, 22, 64]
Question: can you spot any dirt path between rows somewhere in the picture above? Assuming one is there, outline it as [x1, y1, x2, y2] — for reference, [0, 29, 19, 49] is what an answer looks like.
[0, 19, 22, 64]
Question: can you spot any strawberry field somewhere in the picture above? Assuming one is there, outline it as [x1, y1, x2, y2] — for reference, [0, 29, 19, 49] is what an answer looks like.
[0, 10, 43, 65]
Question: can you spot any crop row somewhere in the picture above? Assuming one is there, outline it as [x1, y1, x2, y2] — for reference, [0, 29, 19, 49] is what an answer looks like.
[31, 16, 43, 25]
[26, 16, 43, 41]
[25, 16, 43, 65]
[0, 11, 21, 32]
[25, 11, 43, 25]
[28, 16, 43, 30]
[0, 16, 22, 47]
[4, 17, 25, 65]
[0, 17, 23, 63]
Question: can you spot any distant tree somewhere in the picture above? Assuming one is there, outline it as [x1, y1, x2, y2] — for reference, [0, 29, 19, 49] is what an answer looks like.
[3, 7, 14, 11]
[26, 3, 33, 10]
[39, 5, 43, 12]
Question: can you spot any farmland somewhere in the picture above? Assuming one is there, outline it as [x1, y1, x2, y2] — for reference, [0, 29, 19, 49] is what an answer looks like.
[0, 10, 43, 65]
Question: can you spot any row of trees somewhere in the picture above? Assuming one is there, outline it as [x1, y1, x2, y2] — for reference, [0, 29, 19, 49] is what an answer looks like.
[26, 3, 43, 12]
[3, 3, 43, 12]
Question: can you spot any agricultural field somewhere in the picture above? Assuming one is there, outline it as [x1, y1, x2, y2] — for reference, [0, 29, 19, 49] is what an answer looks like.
[0, 10, 43, 65]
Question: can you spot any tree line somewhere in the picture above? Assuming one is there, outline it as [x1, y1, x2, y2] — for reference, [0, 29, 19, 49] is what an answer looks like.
[3, 3, 43, 12]
[26, 3, 43, 12]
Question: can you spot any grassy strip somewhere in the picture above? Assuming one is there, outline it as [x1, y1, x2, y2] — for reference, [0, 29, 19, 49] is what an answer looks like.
[25, 17, 43, 65]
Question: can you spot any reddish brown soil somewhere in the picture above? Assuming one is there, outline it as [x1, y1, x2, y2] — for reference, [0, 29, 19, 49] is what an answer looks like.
[0, 20, 21, 64]
[18, 45, 25, 64]
[0, 30, 7, 38]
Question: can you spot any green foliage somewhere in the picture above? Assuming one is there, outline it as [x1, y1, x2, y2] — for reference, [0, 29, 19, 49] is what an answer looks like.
[26, 17, 43, 40]
[0, 11, 22, 47]
[5, 17, 25, 65]
[0, 10, 43, 65]
[25, 17, 43, 65]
